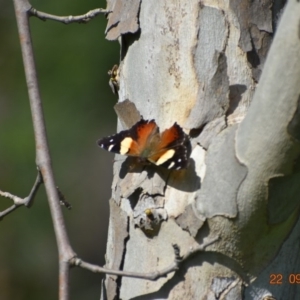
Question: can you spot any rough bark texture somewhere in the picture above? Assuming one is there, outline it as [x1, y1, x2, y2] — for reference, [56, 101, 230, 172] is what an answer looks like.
[102, 0, 300, 299]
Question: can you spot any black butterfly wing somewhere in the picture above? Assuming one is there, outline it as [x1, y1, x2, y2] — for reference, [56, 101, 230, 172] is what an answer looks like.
[97, 119, 158, 157]
[148, 123, 191, 170]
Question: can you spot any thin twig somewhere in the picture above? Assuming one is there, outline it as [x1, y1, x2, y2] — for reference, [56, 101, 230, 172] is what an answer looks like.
[13, 1, 76, 299]
[25, 169, 43, 207]
[29, 7, 109, 24]
[0, 171, 42, 219]
[72, 236, 219, 281]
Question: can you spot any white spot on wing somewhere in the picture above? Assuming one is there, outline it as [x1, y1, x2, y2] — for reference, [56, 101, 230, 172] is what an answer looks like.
[168, 161, 175, 169]
[109, 139, 114, 142]
[156, 149, 175, 165]
[120, 137, 133, 155]
[108, 144, 115, 151]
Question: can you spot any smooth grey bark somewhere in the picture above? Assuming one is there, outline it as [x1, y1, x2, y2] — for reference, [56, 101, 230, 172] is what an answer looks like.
[101, 0, 300, 299]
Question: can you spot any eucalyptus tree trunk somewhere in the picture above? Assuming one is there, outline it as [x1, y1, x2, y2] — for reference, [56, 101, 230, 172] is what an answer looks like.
[101, 0, 300, 299]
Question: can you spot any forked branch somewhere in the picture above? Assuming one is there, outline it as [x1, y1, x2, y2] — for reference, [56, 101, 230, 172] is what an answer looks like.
[0, 171, 42, 219]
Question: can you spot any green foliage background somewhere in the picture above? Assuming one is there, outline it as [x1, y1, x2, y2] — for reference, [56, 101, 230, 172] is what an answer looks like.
[0, 0, 118, 299]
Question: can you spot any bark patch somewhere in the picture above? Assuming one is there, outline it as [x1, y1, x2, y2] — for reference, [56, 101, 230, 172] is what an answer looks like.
[105, 0, 141, 40]
[195, 126, 247, 218]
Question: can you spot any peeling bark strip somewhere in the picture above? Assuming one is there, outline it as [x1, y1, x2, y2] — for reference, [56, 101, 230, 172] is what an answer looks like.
[104, 199, 129, 300]
[195, 125, 247, 219]
[186, 6, 230, 130]
[114, 99, 141, 129]
[105, 0, 141, 40]
[101, 0, 300, 299]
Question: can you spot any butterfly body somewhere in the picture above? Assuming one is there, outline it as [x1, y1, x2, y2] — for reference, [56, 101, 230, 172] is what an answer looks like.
[98, 119, 191, 170]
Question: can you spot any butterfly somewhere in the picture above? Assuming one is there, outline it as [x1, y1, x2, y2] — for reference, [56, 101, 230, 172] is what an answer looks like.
[97, 119, 191, 170]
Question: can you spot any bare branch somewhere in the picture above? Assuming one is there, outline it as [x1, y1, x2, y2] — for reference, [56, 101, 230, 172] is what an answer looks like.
[29, 7, 109, 24]
[59, 261, 70, 298]
[26, 169, 43, 207]
[13, 0, 77, 299]
[72, 236, 219, 281]
[0, 171, 42, 219]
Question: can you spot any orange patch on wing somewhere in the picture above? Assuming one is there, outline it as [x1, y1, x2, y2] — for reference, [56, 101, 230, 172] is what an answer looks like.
[127, 120, 158, 156]
[148, 123, 181, 162]
[158, 123, 181, 149]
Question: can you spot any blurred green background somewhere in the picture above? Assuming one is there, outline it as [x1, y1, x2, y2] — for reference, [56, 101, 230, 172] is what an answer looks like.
[0, 0, 119, 299]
